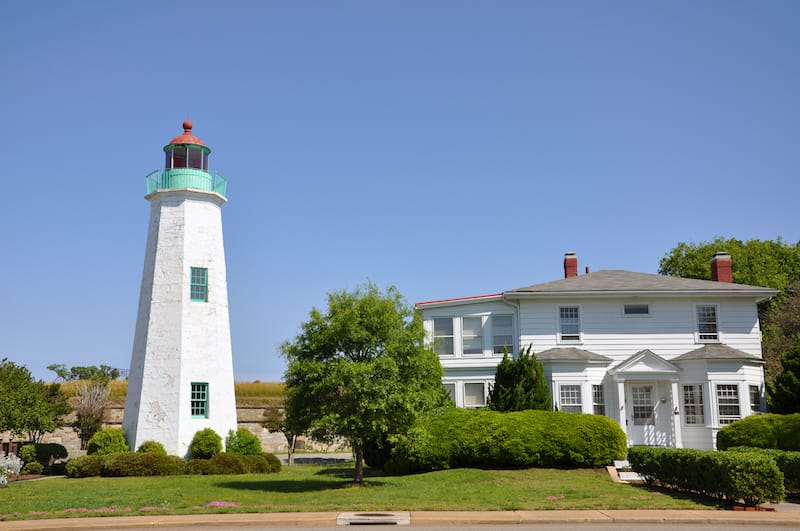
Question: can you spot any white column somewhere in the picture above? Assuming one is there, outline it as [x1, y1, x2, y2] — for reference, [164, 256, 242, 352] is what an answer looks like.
[670, 380, 683, 448]
[616, 380, 628, 442]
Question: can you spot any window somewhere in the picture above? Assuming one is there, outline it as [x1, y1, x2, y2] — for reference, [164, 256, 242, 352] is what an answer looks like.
[749, 385, 762, 413]
[191, 382, 209, 418]
[433, 318, 454, 355]
[624, 304, 649, 316]
[683, 384, 705, 425]
[592, 385, 605, 416]
[559, 384, 582, 413]
[631, 385, 654, 425]
[190, 267, 208, 302]
[464, 382, 486, 407]
[492, 315, 514, 355]
[696, 305, 719, 342]
[559, 306, 581, 342]
[443, 383, 456, 404]
[462, 317, 483, 355]
[716, 384, 741, 425]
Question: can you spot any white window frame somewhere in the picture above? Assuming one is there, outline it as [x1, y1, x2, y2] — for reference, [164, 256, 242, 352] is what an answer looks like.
[432, 318, 454, 356]
[559, 384, 583, 413]
[557, 305, 582, 344]
[682, 383, 706, 426]
[463, 381, 488, 408]
[695, 303, 720, 343]
[461, 316, 484, 356]
[492, 314, 514, 356]
[749, 384, 762, 413]
[631, 385, 655, 425]
[716, 383, 741, 425]
[592, 385, 605, 416]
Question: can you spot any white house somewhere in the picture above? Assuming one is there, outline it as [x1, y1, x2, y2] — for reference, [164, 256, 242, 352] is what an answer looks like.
[416, 252, 777, 450]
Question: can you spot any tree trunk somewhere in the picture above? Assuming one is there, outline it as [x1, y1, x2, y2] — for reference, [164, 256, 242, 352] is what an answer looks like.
[353, 444, 364, 485]
[287, 434, 296, 466]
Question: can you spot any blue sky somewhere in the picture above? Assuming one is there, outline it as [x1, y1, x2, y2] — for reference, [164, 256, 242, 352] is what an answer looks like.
[1, 1, 798, 383]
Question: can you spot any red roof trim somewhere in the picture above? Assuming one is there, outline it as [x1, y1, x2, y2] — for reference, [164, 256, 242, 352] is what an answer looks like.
[415, 293, 503, 307]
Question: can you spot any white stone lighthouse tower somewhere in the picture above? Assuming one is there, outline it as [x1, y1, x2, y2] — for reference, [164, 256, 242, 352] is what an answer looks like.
[123, 121, 237, 457]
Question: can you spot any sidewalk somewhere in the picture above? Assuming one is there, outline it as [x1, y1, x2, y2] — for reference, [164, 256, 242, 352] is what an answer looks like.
[1, 508, 799, 529]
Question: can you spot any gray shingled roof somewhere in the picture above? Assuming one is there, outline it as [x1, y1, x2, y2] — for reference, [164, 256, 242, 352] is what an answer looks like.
[537, 347, 613, 363]
[672, 344, 764, 363]
[506, 270, 777, 299]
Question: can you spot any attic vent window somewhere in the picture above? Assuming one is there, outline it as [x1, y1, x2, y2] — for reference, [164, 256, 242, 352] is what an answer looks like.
[624, 304, 650, 316]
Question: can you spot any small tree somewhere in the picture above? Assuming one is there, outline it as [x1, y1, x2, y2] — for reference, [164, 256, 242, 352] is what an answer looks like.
[0, 359, 70, 441]
[74, 381, 110, 449]
[262, 406, 306, 465]
[768, 342, 800, 413]
[488, 344, 551, 412]
[282, 282, 447, 484]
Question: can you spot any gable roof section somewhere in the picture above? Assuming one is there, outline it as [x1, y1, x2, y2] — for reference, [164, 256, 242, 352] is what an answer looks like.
[505, 270, 777, 301]
[537, 347, 613, 364]
[608, 349, 681, 379]
[672, 343, 764, 364]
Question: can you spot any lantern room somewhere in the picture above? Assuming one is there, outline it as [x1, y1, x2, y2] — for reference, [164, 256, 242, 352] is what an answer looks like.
[164, 120, 210, 171]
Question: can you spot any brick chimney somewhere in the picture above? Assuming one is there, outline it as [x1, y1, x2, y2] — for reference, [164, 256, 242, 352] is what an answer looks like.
[711, 252, 732, 283]
[564, 252, 578, 278]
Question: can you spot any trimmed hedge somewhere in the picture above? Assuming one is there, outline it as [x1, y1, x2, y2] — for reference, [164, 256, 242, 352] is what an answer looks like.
[189, 428, 222, 459]
[67, 451, 281, 478]
[136, 440, 167, 455]
[727, 447, 800, 494]
[716, 413, 800, 451]
[188, 452, 282, 475]
[66, 455, 107, 478]
[102, 452, 187, 477]
[628, 446, 785, 506]
[384, 408, 627, 474]
[86, 428, 129, 455]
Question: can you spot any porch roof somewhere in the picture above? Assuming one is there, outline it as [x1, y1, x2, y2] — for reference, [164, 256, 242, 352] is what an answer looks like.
[672, 343, 764, 364]
[537, 347, 613, 364]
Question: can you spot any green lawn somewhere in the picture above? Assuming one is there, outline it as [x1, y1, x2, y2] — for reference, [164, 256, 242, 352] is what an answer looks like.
[0, 463, 716, 522]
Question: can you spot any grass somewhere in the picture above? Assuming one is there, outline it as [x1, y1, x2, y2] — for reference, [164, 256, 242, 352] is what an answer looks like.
[0, 463, 717, 522]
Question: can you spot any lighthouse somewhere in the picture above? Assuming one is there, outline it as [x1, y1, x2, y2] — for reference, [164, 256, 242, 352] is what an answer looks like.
[123, 121, 237, 457]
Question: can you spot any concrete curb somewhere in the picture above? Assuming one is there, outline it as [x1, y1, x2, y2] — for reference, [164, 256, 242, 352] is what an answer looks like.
[1, 509, 799, 529]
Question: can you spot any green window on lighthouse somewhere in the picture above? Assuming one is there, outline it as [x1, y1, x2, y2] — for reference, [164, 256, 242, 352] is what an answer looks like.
[191, 382, 209, 418]
[190, 267, 208, 302]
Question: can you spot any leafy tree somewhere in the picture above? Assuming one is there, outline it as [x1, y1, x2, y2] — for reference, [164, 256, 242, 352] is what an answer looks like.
[47, 364, 120, 384]
[73, 381, 110, 449]
[225, 428, 262, 455]
[659, 237, 800, 383]
[282, 282, 447, 484]
[768, 342, 800, 414]
[262, 405, 306, 465]
[488, 344, 551, 412]
[0, 359, 70, 441]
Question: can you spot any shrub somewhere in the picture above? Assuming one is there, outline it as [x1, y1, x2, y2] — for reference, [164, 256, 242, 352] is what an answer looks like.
[384, 408, 627, 474]
[137, 440, 167, 455]
[189, 428, 222, 459]
[19, 443, 68, 471]
[102, 452, 187, 477]
[19, 445, 37, 465]
[225, 428, 262, 455]
[717, 413, 800, 451]
[22, 461, 44, 475]
[239, 453, 282, 474]
[727, 447, 800, 494]
[209, 453, 247, 474]
[187, 459, 214, 475]
[628, 446, 785, 506]
[86, 428, 129, 455]
[65, 455, 106, 478]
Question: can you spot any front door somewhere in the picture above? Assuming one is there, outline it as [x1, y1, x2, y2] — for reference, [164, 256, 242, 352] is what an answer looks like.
[627, 383, 671, 446]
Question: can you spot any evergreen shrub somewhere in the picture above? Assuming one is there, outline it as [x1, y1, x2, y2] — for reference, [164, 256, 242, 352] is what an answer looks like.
[65, 455, 106, 478]
[628, 446, 785, 506]
[384, 408, 627, 474]
[136, 440, 167, 455]
[19, 443, 68, 471]
[726, 447, 800, 494]
[189, 428, 222, 459]
[86, 428, 129, 455]
[209, 452, 247, 474]
[22, 461, 44, 475]
[716, 414, 800, 451]
[225, 428, 262, 455]
[102, 452, 186, 477]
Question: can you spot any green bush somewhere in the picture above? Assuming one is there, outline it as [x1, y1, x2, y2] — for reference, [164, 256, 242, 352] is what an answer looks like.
[65, 455, 106, 478]
[225, 428, 263, 455]
[19, 443, 68, 471]
[189, 428, 222, 459]
[727, 447, 800, 494]
[136, 440, 167, 455]
[22, 461, 44, 475]
[187, 459, 214, 475]
[239, 453, 282, 473]
[384, 408, 627, 474]
[628, 446, 785, 506]
[19, 445, 37, 465]
[209, 453, 247, 474]
[86, 428, 129, 455]
[717, 413, 800, 451]
[102, 452, 187, 477]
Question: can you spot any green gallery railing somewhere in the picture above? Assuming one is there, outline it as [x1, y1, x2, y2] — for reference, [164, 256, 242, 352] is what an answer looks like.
[145, 168, 227, 198]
